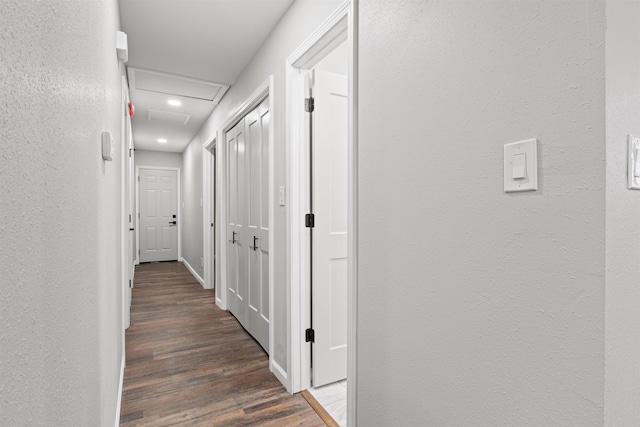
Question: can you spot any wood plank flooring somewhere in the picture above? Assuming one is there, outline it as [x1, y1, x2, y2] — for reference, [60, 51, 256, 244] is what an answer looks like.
[120, 261, 325, 427]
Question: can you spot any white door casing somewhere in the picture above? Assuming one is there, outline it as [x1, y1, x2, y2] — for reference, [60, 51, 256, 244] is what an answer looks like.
[226, 99, 271, 352]
[285, 5, 357, 426]
[139, 169, 179, 263]
[311, 69, 349, 386]
[121, 76, 132, 332]
[214, 77, 276, 379]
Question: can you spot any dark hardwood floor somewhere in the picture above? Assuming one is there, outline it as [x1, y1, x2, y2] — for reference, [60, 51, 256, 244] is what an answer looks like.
[120, 261, 325, 427]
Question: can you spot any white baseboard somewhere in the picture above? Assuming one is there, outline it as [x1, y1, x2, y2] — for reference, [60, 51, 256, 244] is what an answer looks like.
[182, 258, 205, 287]
[114, 354, 125, 427]
[271, 359, 290, 393]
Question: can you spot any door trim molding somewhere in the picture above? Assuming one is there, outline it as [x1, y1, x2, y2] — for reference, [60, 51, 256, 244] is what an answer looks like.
[203, 134, 218, 292]
[285, 5, 357, 425]
[217, 76, 277, 378]
[135, 166, 182, 264]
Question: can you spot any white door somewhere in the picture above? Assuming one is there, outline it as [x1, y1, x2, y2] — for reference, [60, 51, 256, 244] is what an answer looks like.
[226, 120, 247, 326]
[226, 99, 271, 351]
[139, 169, 178, 263]
[245, 98, 270, 351]
[312, 69, 348, 386]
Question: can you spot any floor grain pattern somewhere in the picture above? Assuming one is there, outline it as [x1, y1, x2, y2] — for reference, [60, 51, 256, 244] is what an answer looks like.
[120, 261, 325, 427]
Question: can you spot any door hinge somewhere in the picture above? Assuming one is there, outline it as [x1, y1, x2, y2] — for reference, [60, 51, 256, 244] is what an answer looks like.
[129, 279, 132, 288]
[305, 328, 315, 343]
[138, 212, 140, 219]
[129, 214, 132, 223]
[305, 213, 314, 228]
[138, 249, 140, 255]
[305, 97, 314, 113]
[137, 175, 140, 182]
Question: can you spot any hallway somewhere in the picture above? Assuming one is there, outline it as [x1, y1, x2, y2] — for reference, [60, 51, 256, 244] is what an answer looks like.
[119, 262, 324, 426]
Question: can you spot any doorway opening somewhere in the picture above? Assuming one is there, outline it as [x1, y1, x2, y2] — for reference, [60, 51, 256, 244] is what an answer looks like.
[204, 135, 218, 293]
[286, 1, 357, 426]
[135, 166, 182, 264]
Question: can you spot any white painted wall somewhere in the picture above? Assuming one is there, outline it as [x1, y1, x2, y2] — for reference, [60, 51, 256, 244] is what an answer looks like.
[605, 2, 640, 425]
[0, 1, 125, 426]
[182, 0, 341, 377]
[182, 140, 204, 279]
[135, 149, 183, 169]
[358, 2, 606, 425]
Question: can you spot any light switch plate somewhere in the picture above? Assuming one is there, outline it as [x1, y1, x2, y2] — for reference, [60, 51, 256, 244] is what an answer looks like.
[628, 135, 640, 190]
[101, 131, 114, 161]
[504, 138, 538, 192]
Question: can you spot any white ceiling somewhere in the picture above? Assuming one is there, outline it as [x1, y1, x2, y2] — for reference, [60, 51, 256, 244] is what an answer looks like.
[119, 0, 295, 152]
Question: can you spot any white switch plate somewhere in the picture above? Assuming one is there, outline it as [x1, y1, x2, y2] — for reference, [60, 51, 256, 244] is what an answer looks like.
[101, 131, 114, 161]
[628, 135, 640, 190]
[504, 138, 538, 193]
[279, 186, 286, 206]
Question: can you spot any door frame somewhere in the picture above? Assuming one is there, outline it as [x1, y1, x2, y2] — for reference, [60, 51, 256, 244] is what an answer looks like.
[285, 1, 358, 425]
[120, 76, 132, 336]
[203, 133, 218, 291]
[135, 166, 182, 264]
[212, 75, 276, 364]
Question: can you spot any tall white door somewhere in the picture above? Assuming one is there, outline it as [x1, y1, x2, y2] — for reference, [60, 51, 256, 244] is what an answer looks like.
[139, 169, 178, 263]
[245, 98, 270, 351]
[312, 69, 348, 386]
[226, 99, 271, 352]
[226, 121, 247, 325]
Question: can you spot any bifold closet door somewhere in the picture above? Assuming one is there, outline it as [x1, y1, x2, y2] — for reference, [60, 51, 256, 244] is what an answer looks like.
[226, 120, 247, 326]
[226, 98, 270, 352]
[245, 98, 270, 351]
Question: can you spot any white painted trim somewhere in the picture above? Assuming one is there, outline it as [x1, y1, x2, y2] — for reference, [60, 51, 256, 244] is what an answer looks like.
[286, 0, 351, 395]
[271, 359, 289, 385]
[222, 78, 273, 132]
[218, 77, 275, 369]
[135, 166, 182, 264]
[114, 354, 125, 427]
[120, 77, 130, 341]
[128, 66, 230, 107]
[267, 83, 278, 390]
[182, 257, 205, 287]
[346, 2, 358, 425]
[203, 134, 217, 291]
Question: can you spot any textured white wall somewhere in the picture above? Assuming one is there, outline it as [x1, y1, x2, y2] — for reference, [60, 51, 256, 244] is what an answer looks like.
[181, 140, 204, 279]
[0, 1, 125, 426]
[182, 0, 342, 375]
[605, 2, 640, 425]
[358, 2, 605, 425]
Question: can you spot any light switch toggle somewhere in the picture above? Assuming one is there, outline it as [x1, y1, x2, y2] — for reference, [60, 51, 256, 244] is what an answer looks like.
[512, 153, 526, 179]
[627, 135, 640, 189]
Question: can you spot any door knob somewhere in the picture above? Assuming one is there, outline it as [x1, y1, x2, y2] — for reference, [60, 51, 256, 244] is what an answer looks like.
[168, 221, 176, 225]
[232, 231, 236, 244]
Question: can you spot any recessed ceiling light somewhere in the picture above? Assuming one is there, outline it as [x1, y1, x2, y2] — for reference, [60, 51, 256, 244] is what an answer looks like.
[167, 99, 182, 106]
[158, 138, 167, 143]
